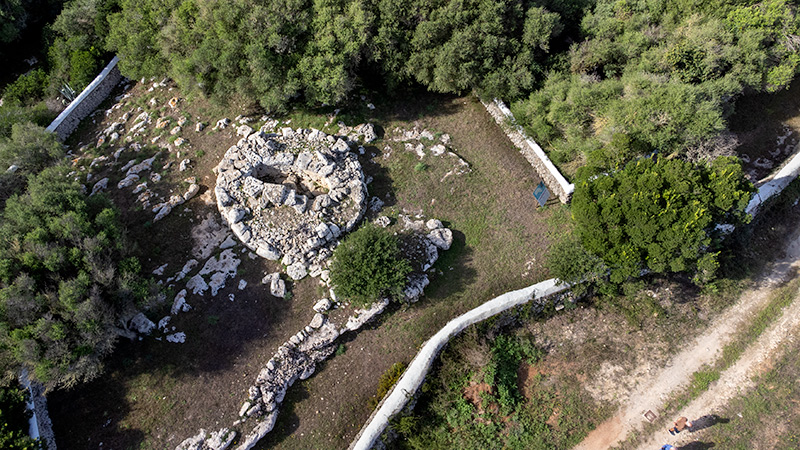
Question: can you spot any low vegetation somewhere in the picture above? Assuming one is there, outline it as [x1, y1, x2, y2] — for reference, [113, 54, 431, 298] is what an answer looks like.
[329, 224, 411, 307]
[552, 156, 754, 289]
[512, 0, 800, 173]
[368, 362, 406, 410]
[392, 330, 608, 450]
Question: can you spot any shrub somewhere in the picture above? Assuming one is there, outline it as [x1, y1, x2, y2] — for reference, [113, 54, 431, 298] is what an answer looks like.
[368, 362, 407, 410]
[572, 156, 754, 285]
[0, 104, 56, 138]
[329, 224, 412, 306]
[0, 166, 161, 390]
[2, 69, 49, 106]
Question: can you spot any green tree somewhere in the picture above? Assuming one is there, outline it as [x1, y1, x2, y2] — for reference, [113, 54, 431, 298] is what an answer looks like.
[1, 69, 49, 107]
[106, 0, 176, 79]
[0, 122, 63, 204]
[406, 0, 561, 99]
[571, 156, 753, 285]
[329, 223, 411, 306]
[0, 166, 160, 390]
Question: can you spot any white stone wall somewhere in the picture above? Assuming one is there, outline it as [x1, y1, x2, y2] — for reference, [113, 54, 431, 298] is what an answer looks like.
[482, 98, 575, 203]
[46, 56, 123, 141]
[348, 278, 570, 450]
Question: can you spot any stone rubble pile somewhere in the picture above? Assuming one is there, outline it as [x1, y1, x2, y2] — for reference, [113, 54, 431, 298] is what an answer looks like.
[388, 126, 470, 181]
[215, 127, 369, 279]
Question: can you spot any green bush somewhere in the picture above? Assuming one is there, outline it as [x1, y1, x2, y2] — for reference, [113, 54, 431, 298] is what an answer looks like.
[329, 224, 411, 306]
[0, 104, 56, 139]
[572, 156, 754, 285]
[368, 362, 407, 410]
[0, 122, 63, 204]
[2, 69, 49, 106]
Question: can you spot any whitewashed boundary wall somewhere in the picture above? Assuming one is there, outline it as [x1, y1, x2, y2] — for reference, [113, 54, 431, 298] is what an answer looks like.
[46, 56, 122, 141]
[482, 98, 575, 203]
[20, 371, 56, 450]
[348, 278, 570, 450]
[747, 144, 800, 216]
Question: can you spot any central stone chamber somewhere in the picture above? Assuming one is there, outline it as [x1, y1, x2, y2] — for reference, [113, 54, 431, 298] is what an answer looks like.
[214, 127, 367, 279]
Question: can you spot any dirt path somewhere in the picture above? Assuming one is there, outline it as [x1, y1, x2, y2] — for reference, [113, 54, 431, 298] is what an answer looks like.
[573, 231, 800, 450]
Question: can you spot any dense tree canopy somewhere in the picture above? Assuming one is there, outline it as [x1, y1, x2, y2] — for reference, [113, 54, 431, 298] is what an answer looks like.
[0, 166, 159, 390]
[105, 0, 567, 110]
[570, 156, 754, 285]
[513, 0, 800, 171]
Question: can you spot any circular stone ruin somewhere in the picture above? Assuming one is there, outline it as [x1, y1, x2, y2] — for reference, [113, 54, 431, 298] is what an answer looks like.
[214, 128, 367, 279]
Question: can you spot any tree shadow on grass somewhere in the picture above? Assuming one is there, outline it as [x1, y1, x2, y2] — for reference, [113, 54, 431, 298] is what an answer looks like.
[360, 148, 396, 209]
[375, 88, 464, 124]
[678, 442, 716, 450]
[256, 383, 310, 449]
[424, 228, 477, 301]
[48, 272, 293, 450]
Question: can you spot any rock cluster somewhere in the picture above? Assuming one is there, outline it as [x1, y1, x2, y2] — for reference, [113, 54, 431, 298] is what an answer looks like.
[228, 298, 391, 450]
[175, 428, 235, 450]
[214, 128, 368, 279]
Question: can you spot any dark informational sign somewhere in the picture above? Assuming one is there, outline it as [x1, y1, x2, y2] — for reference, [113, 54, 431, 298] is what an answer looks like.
[533, 181, 550, 207]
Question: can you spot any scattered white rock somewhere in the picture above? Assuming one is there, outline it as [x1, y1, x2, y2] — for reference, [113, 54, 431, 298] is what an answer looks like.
[270, 276, 286, 298]
[166, 332, 186, 343]
[130, 313, 156, 335]
[286, 262, 308, 281]
[313, 298, 331, 313]
[187, 274, 209, 296]
[428, 228, 453, 250]
[310, 313, 325, 329]
[238, 279, 247, 290]
[237, 124, 254, 137]
[152, 264, 168, 276]
[117, 173, 140, 189]
[426, 219, 443, 230]
[171, 289, 192, 314]
[91, 177, 109, 195]
[220, 235, 237, 249]
[215, 118, 231, 130]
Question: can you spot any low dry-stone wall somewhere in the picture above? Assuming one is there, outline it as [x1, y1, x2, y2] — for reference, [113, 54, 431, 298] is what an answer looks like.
[46, 56, 123, 141]
[215, 127, 368, 279]
[176, 220, 453, 450]
[482, 98, 574, 203]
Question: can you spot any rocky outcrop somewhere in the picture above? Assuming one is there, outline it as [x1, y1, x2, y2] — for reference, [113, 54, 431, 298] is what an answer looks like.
[214, 128, 367, 278]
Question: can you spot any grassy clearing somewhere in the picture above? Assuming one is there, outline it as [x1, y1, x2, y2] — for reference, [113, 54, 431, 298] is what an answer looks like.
[260, 93, 556, 450]
[48, 83, 557, 450]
